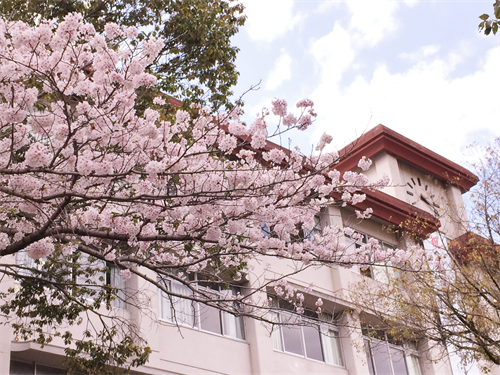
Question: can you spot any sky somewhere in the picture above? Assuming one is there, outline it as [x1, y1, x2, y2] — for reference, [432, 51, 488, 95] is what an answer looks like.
[230, 0, 500, 169]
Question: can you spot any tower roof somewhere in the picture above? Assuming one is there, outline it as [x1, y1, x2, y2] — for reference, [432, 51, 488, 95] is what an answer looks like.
[336, 124, 478, 193]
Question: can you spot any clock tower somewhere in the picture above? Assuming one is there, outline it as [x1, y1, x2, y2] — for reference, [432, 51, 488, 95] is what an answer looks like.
[335, 124, 478, 239]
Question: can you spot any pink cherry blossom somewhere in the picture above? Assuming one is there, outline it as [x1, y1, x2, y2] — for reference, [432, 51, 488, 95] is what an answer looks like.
[0, 15, 402, 337]
[120, 269, 132, 280]
[24, 143, 51, 168]
[25, 239, 55, 259]
[271, 98, 287, 117]
[281, 114, 297, 128]
[315, 132, 333, 151]
[296, 98, 314, 108]
[358, 156, 372, 171]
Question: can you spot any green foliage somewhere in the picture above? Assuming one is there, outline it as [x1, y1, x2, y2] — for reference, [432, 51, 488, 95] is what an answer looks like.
[478, 1, 500, 35]
[0, 0, 246, 109]
[64, 333, 151, 375]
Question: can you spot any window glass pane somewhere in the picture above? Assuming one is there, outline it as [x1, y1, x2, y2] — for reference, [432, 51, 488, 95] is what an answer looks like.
[390, 346, 408, 375]
[360, 266, 373, 278]
[9, 361, 34, 375]
[372, 340, 392, 375]
[302, 325, 323, 361]
[159, 279, 172, 320]
[199, 304, 222, 334]
[170, 281, 195, 326]
[36, 364, 67, 375]
[77, 253, 106, 300]
[344, 237, 361, 274]
[160, 289, 173, 321]
[322, 328, 343, 366]
[270, 312, 283, 351]
[15, 251, 38, 277]
[222, 311, 245, 339]
[282, 325, 304, 355]
[364, 339, 376, 375]
[110, 265, 126, 309]
[77, 253, 106, 286]
[406, 354, 423, 375]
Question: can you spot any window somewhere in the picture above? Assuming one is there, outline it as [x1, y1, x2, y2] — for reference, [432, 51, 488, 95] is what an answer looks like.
[15, 251, 127, 309]
[364, 332, 423, 375]
[15, 251, 40, 277]
[107, 264, 127, 309]
[271, 301, 344, 366]
[10, 360, 67, 375]
[76, 253, 127, 309]
[159, 278, 245, 340]
[344, 232, 400, 282]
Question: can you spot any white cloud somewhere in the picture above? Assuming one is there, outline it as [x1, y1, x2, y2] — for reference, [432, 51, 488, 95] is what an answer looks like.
[265, 50, 292, 90]
[242, 0, 302, 43]
[310, 23, 356, 85]
[308, 46, 500, 164]
[346, 1, 400, 47]
[404, 0, 418, 8]
[314, 1, 338, 14]
[399, 44, 441, 61]
[307, 0, 402, 86]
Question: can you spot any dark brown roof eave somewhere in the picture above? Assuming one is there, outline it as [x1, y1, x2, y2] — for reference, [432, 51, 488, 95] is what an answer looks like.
[333, 189, 441, 237]
[336, 124, 478, 193]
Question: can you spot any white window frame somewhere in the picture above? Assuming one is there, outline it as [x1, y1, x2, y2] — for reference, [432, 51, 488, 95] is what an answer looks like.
[158, 277, 245, 340]
[364, 334, 423, 375]
[271, 309, 344, 367]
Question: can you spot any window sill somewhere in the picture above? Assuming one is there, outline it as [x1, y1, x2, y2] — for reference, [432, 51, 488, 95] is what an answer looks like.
[272, 349, 345, 369]
[158, 318, 247, 343]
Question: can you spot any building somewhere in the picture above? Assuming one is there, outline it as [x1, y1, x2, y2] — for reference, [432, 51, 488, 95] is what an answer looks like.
[1, 124, 485, 375]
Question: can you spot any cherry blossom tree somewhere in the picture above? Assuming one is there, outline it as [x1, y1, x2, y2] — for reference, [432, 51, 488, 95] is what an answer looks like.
[0, 14, 388, 374]
[0, 0, 246, 109]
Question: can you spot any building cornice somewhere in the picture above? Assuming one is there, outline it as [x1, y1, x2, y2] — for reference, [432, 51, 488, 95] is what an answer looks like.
[332, 189, 440, 237]
[357, 189, 440, 237]
[336, 124, 478, 193]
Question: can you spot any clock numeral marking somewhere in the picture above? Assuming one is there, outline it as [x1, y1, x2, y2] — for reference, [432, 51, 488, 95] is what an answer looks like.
[406, 191, 414, 196]
[411, 178, 416, 185]
[417, 178, 421, 186]
[407, 183, 413, 189]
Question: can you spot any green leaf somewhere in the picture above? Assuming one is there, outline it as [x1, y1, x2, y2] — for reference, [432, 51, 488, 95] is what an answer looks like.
[495, 5, 500, 20]
[479, 13, 490, 20]
[493, 22, 498, 35]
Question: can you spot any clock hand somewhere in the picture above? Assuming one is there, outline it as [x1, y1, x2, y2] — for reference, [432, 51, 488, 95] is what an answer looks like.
[420, 193, 432, 206]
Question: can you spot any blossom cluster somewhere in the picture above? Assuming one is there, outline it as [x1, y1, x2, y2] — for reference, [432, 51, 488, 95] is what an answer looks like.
[0, 14, 393, 313]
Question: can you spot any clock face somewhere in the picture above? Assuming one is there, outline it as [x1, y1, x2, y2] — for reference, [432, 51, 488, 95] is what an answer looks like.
[406, 177, 439, 208]
[401, 165, 446, 214]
